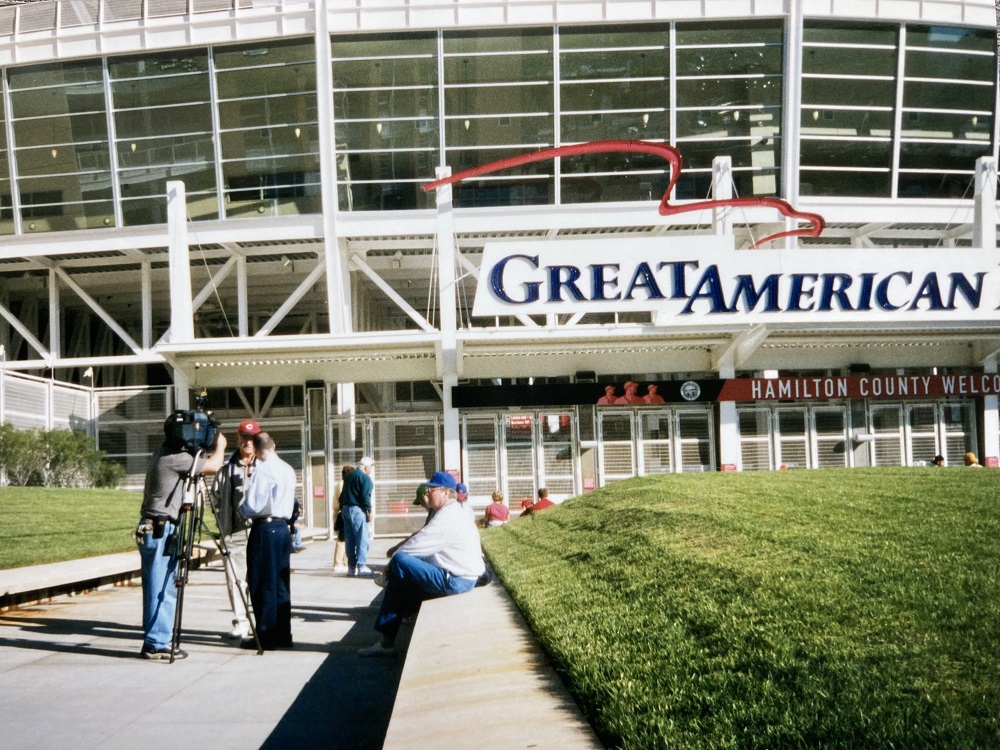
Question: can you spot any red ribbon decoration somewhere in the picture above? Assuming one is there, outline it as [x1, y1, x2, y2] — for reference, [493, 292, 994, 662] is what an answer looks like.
[422, 140, 825, 248]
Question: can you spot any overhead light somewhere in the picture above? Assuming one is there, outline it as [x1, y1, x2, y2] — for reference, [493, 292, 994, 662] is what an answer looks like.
[50, 148, 58, 159]
[464, 119, 470, 130]
[376, 122, 382, 134]
[282, 255, 291, 268]
[812, 110, 819, 121]
[294, 127, 301, 138]
[130, 142, 137, 152]
[642, 113, 649, 127]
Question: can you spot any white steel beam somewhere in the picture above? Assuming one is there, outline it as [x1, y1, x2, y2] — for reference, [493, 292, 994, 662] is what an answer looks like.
[350, 253, 436, 333]
[0, 301, 49, 360]
[54, 267, 142, 354]
[255, 259, 328, 337]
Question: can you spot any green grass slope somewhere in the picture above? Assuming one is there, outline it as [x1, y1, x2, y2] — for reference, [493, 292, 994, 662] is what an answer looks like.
[0, 486, 140, 569]
[481, 468, 1000, 750]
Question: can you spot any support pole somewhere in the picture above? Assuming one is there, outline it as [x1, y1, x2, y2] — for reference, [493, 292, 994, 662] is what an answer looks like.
[434, 167, 462, 475]
[973, 157, 997, 250]
[167, 181, 194, 343]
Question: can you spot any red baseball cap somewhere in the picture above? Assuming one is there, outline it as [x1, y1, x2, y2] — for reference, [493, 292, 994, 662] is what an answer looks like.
[238, 419, 261, 435]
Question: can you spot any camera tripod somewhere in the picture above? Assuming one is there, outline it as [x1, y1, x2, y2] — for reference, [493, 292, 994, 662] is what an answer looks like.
[170, 456, 262, 662]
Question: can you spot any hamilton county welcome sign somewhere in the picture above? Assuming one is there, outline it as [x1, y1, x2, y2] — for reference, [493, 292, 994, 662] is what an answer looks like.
[472, 237, 1000, 324]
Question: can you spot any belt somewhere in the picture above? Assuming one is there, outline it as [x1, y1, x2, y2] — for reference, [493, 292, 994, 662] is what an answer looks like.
[142, 516, 176, 526]
[251, 516, 287, 525]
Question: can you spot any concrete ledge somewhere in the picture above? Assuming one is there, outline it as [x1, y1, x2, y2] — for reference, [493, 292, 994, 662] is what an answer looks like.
[0, 551, 142, 609]
[383, 583, 604, 750]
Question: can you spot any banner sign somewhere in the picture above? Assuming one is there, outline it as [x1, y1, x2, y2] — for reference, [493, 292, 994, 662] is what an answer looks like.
[451, 373, 999, 408]
[472, 237, 1000, 325]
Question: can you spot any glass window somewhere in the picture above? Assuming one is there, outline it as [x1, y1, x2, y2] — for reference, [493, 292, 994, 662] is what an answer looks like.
[0, 95, 11, 235]
[444, 29, 553, 208]
[215, 38, 319, 218]
[675, 21, 783, 197]
[109, 49, 216, 224]
[8, 59, 114, 231]
[899, 25, 995, 198]
[799, 22, 899, 198]
[333, 32, 438, 211]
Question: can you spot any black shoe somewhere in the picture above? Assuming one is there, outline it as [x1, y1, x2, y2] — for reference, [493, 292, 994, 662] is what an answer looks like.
[140, 644, 187, 661]
[239, 637, 259, 650]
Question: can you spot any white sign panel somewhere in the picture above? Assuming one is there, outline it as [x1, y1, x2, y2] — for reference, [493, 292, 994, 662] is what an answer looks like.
[472, 237, 1000, 325]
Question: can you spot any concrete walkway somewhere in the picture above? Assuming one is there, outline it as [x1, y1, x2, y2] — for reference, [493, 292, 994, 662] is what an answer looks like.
[0, 538, 408, 750]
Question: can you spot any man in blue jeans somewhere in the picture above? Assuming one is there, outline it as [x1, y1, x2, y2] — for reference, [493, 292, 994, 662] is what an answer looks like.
[359, 471, 486, 657]
[137, 418, 227, 660]
[339, 456, 375, 576]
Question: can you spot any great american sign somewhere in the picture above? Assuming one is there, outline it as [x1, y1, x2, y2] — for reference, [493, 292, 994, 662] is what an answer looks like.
[472, 236, 1000, 324]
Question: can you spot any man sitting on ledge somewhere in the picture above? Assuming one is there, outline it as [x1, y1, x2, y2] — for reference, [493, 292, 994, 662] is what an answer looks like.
[359, 471, 485, 657]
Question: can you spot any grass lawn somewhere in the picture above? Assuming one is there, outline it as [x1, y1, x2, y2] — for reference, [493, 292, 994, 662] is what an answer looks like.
[1, 486, 142, 569]
[481, 467, 1000, 750]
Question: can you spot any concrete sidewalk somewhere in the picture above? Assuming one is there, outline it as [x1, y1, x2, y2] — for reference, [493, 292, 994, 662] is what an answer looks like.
[0, 538, 407, 750]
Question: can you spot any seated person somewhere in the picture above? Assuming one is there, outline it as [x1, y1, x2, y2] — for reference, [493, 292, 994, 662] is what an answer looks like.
[359, 471, 485, 657]
[520, 488, 555, 516]
[483, 491, 510, 527]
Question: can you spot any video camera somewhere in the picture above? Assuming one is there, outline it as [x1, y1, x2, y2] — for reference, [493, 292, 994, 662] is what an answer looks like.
[164, 390, 221, 454]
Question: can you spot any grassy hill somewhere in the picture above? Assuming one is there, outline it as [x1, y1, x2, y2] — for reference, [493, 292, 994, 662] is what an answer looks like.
[481, 468, 1000, 750]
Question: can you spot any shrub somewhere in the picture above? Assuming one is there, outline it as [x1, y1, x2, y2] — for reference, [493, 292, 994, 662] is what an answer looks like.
[0, 423, 124, 489]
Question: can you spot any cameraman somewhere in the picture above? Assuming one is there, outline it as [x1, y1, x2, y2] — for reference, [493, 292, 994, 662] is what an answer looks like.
[211, 419, 261, 640]
[137, 414, 227, 660]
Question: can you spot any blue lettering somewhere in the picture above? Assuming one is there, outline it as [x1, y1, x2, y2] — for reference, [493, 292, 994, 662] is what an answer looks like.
[855, 273, 875, 311]
[728, 274, 780, 312]
[946, 272, 985, 310]
[657, 260, 700, 299]
[547, 265, 586, 302]
[908, 274, 946, 311]
[490, 254, 540, 304]
[589, 264, 621, 301]
[876, 271, 912, 311]
[622, 262, 665, 300]
[681, 265, 728, 314]
[818, 273, 854, 311]
[787, 273, 819, 312]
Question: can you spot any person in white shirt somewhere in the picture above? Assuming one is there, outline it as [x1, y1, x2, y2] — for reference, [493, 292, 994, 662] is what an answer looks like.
[358, 471, 485, 657]
[239, 432, 296, 650]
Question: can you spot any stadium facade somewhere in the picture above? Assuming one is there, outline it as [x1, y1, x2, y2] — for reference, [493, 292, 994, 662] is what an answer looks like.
[0, 0, 997, 534]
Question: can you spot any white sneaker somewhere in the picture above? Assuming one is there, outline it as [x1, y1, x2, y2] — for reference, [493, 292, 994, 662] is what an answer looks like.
[357, 565, 373, 576]
[228, 622, 248, 639]
[333, 565, 348, 574]
[373, 571, 388, 588]
[358, 640, 397, 657]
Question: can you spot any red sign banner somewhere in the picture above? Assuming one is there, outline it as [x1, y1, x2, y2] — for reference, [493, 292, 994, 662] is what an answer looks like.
[717, 373, 1000, 402]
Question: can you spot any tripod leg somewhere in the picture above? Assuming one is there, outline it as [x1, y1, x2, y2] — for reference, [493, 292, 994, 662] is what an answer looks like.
[170, 502, 196, 664]
[200, 478, 263, 654]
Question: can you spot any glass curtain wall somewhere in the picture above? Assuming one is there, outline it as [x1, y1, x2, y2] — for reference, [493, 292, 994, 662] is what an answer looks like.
[331, 33, 439, 211]
[801, 22, 994, 199]
[8, 60, 114, 231]
[215, 38, 320, 217]
[559, 24, 670, 203]
[443, 28, 554, 207]
[109, 50, 216, 223]
[0, 93, 11, 235]
[898, 25, 994, 198]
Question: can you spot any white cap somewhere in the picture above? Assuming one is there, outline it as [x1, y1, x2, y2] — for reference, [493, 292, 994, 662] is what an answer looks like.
[359, 456, 375, 468]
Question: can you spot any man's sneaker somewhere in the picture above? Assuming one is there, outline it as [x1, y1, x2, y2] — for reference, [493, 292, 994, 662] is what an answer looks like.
[347, 567, 357, 577]
[357, 565, 373, 576]
[358, 641, 397, 657]
[373, 571, 388, 588]
[227, 622, 248, 639]
[333, 565, 349, 574]
[140, 644, 187, 661]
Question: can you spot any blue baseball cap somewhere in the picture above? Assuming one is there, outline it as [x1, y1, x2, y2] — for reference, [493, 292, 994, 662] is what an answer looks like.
[456, 483, 468, 498]
[425, 471, 458, 491]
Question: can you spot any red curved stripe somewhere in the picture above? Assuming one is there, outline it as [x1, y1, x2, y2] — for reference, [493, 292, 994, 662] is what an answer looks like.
[422, 139, 825, 248]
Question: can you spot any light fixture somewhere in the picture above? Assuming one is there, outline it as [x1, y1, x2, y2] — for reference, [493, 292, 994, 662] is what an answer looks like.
[812, 110, 819, 121]
[50, 148, 58, 159]
[376, 122, 382, 134]
[972, 116, 979, 127]
[464, 119, 470, 130]
[294, 127, 301, 138]
[281, 255, 291, 268]
[733, 111, 740, 122]
[130, 142, 137, 152]
[642, 113, 649, 128]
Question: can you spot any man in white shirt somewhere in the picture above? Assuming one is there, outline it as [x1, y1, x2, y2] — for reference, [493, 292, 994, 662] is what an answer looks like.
[239, 432, 296, 650]
[359, 471, 485, 657]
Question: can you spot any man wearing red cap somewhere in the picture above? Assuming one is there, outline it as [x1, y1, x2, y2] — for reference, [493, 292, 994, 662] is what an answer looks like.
[211, 418, 260, 640]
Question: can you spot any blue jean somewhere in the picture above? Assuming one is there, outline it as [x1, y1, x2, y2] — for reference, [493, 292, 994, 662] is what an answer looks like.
[137, 520, 178, 651]
[343, 505, 369, 568]
[374, 552, 476, 641]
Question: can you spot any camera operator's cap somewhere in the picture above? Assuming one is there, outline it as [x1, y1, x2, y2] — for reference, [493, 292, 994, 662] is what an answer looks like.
[238, 419, 261, 436]
[425, 471, 457, 491]
[456, 482, 468, 500]
[359, 456, 375, 468]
